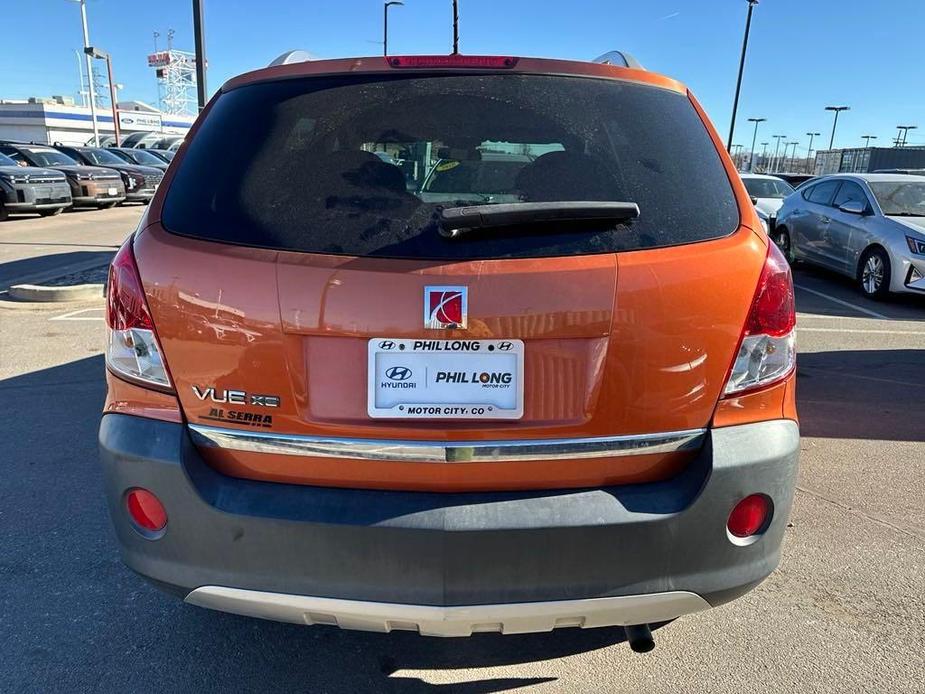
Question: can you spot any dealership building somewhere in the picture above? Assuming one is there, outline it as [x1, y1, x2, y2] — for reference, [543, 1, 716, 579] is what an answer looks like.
[0, 96, 193, 145]
[814, 146, 925, 175]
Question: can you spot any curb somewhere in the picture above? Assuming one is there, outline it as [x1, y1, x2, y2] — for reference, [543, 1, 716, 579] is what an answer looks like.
[0, 255, 115, 293]
[0, 294, 104, 311]
[7, 283, 104, 303]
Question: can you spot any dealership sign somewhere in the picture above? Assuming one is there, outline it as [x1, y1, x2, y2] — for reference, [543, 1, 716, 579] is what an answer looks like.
[119, 112, 161, 129]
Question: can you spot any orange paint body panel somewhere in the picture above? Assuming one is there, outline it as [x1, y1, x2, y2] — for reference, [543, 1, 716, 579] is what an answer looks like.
[122, 55, 793, 492]
[104, 370, 183, 424]
[134, 223, 768, 491]
[712, 372, 798, 429]
[222, 55, 688, 95]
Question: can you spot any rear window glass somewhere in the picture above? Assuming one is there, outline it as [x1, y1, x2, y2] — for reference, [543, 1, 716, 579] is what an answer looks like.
[162, 73, 739, 259]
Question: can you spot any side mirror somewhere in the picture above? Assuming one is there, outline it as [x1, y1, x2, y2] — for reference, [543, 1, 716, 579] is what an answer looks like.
[750, 196, 759, 205]
[838, 200, 866, 215]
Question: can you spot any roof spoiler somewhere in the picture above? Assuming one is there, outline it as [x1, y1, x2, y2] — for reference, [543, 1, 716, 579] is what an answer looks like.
[592, 51, 644, 70]
[268, 50, 314, 67]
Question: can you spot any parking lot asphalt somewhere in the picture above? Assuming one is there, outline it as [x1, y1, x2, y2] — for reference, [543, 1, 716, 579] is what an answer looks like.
[0, 209, 923, 693]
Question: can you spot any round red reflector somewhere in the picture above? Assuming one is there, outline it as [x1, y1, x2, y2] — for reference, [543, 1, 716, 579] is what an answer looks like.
[727, 494, 771, 538]
[125, 488, 167, 532]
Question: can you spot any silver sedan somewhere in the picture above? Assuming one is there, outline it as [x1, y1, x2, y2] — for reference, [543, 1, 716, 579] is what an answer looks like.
[775, 173, 925, 298]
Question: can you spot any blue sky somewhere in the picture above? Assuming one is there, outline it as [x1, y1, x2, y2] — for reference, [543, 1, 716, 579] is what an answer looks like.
[2, 0, 923, 154]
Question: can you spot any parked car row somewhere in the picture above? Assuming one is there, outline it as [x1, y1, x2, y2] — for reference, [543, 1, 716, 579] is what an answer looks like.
[742, 170, 925, 299]
[92, 131, 183, 152]
[0, 140, 169, 221]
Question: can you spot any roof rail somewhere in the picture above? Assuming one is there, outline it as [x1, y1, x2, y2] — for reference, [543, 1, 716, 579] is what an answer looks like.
[592, 51, 644, 70]
[269, 50, 313, 67]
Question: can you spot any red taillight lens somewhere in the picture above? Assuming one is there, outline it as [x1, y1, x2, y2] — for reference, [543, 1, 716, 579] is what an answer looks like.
[125, 488, 167, 533]
[105, 238, 172, 390]
[744, 242, 796, 338]
[723, 242, 796, 395]
[107, 240, 154, 331]
[727, 494, 772, 538]
[387, 55, 518, 69]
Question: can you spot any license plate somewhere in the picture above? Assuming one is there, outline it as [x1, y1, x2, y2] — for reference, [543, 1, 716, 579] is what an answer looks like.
[368, 338, 524, 419]
[107, 187, 118, 196]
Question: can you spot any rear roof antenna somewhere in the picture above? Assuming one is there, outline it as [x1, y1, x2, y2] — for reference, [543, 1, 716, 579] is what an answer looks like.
[452, 0, 459, 54]
[593, 50, 645, 70]
[268, 50, 313, 67]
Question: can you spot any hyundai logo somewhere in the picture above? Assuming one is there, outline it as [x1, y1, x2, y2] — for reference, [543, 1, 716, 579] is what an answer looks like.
[379, 340, 396, 350]
[498, 341, 514, 351]
[385, 366, 413, 381]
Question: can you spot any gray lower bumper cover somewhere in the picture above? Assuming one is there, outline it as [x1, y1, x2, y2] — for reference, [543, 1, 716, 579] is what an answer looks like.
[99, 415, 798, 619]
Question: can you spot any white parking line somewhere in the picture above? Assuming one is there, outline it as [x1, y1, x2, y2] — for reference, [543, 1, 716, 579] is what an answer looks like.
[793, 284, 889, 320]
[49, 307, 105, 322]
[799, 327, 925, 336]
[797, 312, 888, 321]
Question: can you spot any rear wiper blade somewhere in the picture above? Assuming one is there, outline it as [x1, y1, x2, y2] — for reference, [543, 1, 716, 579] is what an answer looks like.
[438, 201, 640, 239]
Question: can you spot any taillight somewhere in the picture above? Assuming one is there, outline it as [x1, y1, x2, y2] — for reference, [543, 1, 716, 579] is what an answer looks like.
[106, 238, 172, 390]
[723, 242, 796, 395]
[387, 55, 518, 69]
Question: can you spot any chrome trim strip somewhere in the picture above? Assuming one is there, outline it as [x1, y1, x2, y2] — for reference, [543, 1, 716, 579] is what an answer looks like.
[187, 424, 706, 463]
[186, 586, 711, 637]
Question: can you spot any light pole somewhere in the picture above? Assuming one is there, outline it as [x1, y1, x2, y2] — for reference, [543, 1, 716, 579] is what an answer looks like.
[786, 141, 799, 173]
[192, 0, 208, 111]
[862, 134, 877, 148]
[771, 134, 785, 173]
[727, 0, 759, 152]
[731, 144, 744, 170]
[84, 47, 119, 144]
[747, 117, 766, 171]
[760, 141, 769, 169]
[825, 105, 850, 149]
[780, 142, 791, 173]
[896, 125, 917, 147]
[74, 49, 87, 107]
[452, 0, 460, 54]
[383, 1, 404, 56]
[805, 131, 821, 169]
[71, 0, 100, 144]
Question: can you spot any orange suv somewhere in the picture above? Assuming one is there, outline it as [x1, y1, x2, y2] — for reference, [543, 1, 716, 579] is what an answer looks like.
[99, 52, 798, 649]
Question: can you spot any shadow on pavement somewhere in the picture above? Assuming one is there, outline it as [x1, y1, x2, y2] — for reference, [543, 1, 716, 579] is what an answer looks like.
[0, 355, 641, 694]
[0, 249, 114, 289]
[797, 349, 925, 441]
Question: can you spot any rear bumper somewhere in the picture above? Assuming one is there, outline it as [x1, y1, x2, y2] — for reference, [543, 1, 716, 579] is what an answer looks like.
[185, 586, 710, 637]
[99, 415, 799, 634]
